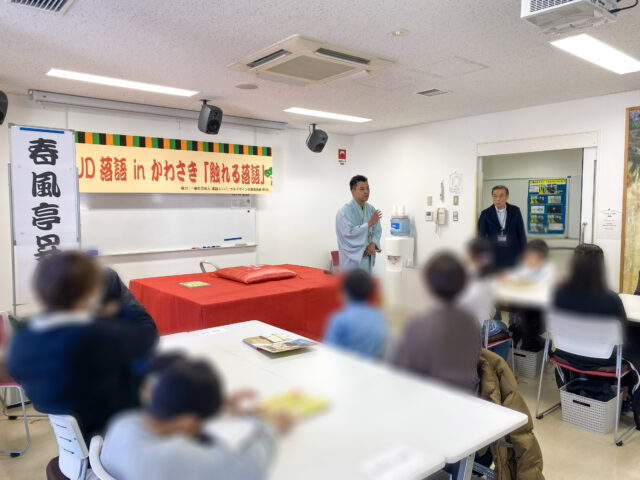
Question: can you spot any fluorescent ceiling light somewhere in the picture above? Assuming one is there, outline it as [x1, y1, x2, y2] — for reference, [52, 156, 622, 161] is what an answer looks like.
[284, 107, 371, 123]
[550, 34, 640, 75]
[46, 69, 199, 96]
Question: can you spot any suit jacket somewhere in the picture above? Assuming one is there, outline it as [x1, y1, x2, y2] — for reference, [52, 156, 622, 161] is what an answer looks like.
[477, 203, 527, 269]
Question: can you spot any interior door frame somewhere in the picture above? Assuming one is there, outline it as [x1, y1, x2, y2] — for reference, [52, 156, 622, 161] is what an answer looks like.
[476, 132, 598, 233]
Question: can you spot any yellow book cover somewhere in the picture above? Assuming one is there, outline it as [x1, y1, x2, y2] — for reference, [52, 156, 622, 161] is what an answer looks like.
[260, 390, 329, 419]
[179, 281, 211, 288]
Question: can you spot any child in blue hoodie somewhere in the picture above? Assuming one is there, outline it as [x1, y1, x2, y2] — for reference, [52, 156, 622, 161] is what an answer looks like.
[324, 269, 387, 359]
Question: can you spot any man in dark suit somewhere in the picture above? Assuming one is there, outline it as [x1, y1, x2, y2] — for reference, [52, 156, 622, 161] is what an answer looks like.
[477, 185, 527, 270]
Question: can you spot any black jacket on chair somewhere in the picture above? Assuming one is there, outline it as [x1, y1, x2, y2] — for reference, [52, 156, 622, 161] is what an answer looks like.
[477, 203, 527, 269]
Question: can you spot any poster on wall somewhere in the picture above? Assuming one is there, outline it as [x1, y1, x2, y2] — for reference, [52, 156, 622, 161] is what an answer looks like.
[9, 125, 80, 307]
[620, 106, 640, 293]
[527, 178, 567, 235]
[74, 131, 273, 194]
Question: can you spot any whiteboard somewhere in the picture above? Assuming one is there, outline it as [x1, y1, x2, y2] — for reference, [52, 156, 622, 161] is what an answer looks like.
[481, 176, 582, 239]
[80, 193, 256, 255]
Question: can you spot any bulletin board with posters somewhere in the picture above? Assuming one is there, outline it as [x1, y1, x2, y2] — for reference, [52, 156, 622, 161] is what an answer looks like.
[527, 178, 567, 235]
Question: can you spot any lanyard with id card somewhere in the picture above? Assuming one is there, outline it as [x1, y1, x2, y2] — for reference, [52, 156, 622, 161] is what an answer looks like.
[497, 229, 507, 244]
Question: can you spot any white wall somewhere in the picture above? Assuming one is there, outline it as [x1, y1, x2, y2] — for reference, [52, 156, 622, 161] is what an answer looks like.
[353, 89, 640, 289]
[0, 93, 353, 312]
[3, 88, 639, 311]
[254, 127, 356, 270]
[482, 149, 583, 180]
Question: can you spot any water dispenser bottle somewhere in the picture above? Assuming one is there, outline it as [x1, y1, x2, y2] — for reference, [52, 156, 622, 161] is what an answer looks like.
[390, 205, 410, 236]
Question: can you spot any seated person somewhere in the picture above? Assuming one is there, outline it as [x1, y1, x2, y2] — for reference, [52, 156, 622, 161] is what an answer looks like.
[101, 355, 293, 480]
[504, 239, 552, 285]
[8, 251, 158, 442]
[324, 269, 387, 359]
[553, 244, 640, 417]
[101, 266, 155, 327]
[393, 252, 481, 394]
[553, 243, 632, 371]
[502, 239, 552, 351]
[100, 266, 158, 376]
[458, 238, 510, 362]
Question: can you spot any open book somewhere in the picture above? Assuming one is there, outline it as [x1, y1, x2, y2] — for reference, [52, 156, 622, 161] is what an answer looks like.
[243, 333, 315, 354]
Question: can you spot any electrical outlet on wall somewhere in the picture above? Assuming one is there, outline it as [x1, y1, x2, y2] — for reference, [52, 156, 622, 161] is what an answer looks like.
[453, 211, 459, 222]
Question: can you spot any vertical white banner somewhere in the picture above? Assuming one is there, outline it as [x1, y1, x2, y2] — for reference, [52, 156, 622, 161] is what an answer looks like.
[9, 125, 79, 307]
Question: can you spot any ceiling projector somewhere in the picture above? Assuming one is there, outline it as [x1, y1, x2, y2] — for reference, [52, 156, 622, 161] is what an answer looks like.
[521, 0, 618, 34]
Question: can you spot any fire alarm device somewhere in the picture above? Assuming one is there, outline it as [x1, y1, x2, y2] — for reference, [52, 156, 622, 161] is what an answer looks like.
[338, 149, 346, 159]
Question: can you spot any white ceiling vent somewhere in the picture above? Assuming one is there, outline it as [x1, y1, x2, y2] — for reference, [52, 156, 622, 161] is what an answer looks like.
[521, 0, 617, 34]
[6, 0, 75, 14]
[417, 89, 448, 97]
[228, 35, 394, 86]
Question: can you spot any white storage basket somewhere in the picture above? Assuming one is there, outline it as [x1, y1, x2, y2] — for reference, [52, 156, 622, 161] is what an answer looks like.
[513, 348, 542, 378]
[559, 380, 619, 434]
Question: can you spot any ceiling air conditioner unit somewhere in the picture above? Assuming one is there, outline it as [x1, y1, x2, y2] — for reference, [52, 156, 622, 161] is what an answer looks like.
[521, 0, 617, 34]
[228, 34, 394, 86]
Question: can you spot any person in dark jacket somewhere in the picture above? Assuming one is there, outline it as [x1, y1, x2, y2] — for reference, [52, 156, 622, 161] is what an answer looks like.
[8, 251, 158, 442]
[553, 244, 639, 419]
[477, 185, 527, 270]
[101, 266, 154, 326]
[553, 244, 635, 370]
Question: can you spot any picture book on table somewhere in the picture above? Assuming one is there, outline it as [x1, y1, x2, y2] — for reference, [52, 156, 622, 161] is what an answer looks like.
[179, 281, 211, 288]
[260, 390, 329, 419]
[242, 333, 315, 354]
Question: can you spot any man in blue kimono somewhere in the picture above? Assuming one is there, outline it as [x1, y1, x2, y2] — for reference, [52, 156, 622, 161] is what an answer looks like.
[335, 175, 382, 273]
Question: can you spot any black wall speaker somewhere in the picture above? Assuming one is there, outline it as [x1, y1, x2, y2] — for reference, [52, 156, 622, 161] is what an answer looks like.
[198, 101, 223, 134]
[0, 91, 7, 126]
[306, 124, 328, 153]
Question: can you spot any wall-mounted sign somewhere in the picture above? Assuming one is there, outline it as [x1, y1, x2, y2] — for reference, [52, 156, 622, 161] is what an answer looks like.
[9, 125, 80, 306]
[338, 148, 347, 165]
[75, 131, 273, 194]
[527, 178, 567, 235]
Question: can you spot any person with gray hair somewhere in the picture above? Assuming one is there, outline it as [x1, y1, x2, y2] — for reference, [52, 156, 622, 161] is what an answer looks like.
[477, 185, 527, 270]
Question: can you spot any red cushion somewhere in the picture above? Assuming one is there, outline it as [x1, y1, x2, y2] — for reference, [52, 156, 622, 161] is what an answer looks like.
[214, 265, 298, 284]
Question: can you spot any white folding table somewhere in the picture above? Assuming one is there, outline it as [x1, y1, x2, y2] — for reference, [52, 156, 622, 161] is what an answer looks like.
[493, 281, 552, 310]
[619, 293, 640, 323]
[494, 286, 640, 324]
[160, 320, 527, 480]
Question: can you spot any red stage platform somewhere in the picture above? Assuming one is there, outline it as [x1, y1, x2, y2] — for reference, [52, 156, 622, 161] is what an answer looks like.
[130, 265, 342, 339]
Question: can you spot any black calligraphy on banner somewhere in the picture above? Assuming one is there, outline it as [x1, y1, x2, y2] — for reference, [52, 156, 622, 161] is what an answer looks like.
[29, 137, 62, 260]
[29, 138, 59, 165]
[32, 202, 61, 231]
[34, 234, 60, 260]
[32, 172, 61, 198]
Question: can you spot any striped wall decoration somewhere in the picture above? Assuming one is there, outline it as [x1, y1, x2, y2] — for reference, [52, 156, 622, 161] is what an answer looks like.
[74, 131, 272, 157]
